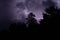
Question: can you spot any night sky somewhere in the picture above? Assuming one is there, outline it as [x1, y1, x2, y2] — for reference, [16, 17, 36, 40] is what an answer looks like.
[0, 0, 60, 30]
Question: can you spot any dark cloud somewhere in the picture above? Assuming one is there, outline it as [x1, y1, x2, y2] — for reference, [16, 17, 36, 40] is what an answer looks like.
[43, 0, 55, 7]
[16, 2, 25, 9]
[16, 0, 56, 21]
[16, 0, 56, 12]
[16, 2, 26, 22]
[25, 0, 43, 11]
[25, 0, 56, 11]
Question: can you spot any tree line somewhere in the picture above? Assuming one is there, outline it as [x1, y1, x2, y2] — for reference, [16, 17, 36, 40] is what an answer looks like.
[1, 5, 60, 32]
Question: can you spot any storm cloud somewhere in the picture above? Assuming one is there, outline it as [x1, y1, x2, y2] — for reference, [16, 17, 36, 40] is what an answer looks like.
[16, 0, 56, 21]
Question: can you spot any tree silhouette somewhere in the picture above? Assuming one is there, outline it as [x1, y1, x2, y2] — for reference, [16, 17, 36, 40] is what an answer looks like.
[9, 5, 60, 32]
[9, 12, 39, 32]
[27, 12, 38, 32]
[9, 22, 27, 32]
[27, 12, 37, 25]
[40, 5, 60, 32]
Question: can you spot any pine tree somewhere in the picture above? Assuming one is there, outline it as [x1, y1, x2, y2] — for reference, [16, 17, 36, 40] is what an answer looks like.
[40, 5, 59, 32]
[27, 12, 38, 32]
[27, 12, 37, 26]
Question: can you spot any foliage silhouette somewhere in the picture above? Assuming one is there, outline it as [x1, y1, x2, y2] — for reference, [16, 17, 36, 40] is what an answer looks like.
[40, 6, 60, 32]
[9, 22, 27, 32]
[9, 12, 40, 32]
[8, 5, 60, 32]
[26, 12, 39, 32]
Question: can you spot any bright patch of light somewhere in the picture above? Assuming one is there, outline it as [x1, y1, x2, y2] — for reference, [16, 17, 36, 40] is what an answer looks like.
[23, 9, 29, 17]
[57, 0, 60, 8]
